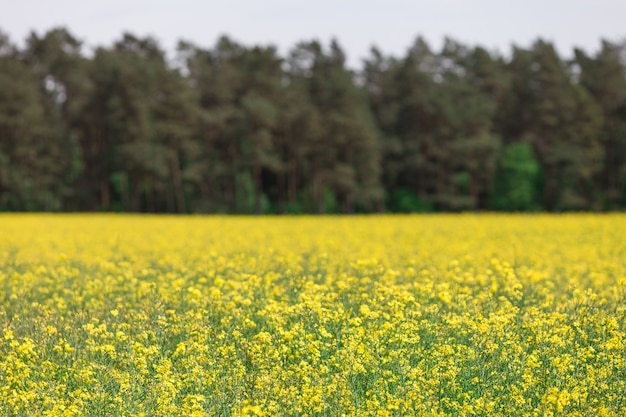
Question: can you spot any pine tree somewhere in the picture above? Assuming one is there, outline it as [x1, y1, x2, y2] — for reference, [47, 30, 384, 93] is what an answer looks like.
[502, 40, 603, 210]
[0, 31, 67, 210]
[576, 41, 626, 208]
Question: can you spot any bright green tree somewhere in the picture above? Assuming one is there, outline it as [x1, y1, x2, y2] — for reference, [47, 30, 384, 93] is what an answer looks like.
[491, 142, 541, 210]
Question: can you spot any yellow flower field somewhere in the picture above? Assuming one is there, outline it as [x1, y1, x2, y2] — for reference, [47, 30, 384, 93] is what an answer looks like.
[1, 214, 625, 416]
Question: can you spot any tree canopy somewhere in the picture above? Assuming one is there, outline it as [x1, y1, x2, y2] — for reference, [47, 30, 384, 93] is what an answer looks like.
[1, 27, 625, 213]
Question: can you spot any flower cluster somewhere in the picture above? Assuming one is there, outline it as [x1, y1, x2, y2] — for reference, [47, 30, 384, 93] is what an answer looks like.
[1, 214, 625, 416]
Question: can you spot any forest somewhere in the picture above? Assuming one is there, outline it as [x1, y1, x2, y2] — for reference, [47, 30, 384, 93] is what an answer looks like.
[1, 28, 625, 213]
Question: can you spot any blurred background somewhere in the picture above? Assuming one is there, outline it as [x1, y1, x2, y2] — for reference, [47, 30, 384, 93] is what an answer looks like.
[1, 1, 625, 213]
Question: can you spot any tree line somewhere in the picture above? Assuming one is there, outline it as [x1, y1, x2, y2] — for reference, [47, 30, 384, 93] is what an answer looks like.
[1, 28, 625, 213]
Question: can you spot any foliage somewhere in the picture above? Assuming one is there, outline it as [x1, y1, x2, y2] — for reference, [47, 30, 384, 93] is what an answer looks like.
[490, 142, 541, 211]
[387, 188, 434, 213]
[1, 27, 626, 213]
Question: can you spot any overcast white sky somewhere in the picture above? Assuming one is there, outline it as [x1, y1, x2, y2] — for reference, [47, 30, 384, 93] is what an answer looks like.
[1, 0, 625, 67]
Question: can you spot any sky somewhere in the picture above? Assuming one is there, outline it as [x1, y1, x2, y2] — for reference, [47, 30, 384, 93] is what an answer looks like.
[1, 0, 625, 67]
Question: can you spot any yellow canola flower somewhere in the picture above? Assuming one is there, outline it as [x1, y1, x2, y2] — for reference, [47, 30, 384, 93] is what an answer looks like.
[0, 213, 625, 416]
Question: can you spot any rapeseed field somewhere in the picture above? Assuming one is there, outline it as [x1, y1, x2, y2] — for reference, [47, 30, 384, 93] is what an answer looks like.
[1, 214, 625, 416]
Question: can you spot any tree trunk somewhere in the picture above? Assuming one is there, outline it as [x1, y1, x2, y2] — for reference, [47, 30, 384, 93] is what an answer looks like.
[316, 179, 325, 214]
[132, 174, 142, 212]
[170, 151, 186, 214]
[229, 143, 238, 212]
[470, 175, 479, 209]
[146, 176, 155, 213]
[200, 181, 212, 213]
[100, 180, 110, 211]
[277, 165, 286, 214]
[344, 191, 354, 214]
[254, 163, 262, 215]
[288, 156, 297, 208]
[121, 173, 130, 211]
